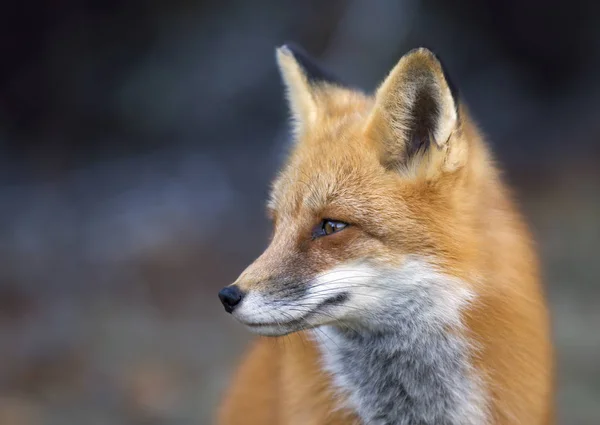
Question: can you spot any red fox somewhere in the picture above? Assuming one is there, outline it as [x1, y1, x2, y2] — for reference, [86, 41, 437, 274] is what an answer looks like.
[216, 44, 553, 425]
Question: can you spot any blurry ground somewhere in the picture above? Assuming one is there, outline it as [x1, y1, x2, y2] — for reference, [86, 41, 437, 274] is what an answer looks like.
[0, 1, 599, 424]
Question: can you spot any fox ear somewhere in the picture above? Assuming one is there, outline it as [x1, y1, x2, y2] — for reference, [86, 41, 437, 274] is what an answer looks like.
[366, 48, 465, 177]
[275, 43, 341, 136]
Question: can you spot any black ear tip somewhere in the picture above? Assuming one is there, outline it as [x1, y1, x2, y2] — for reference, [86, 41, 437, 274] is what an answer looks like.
[278, 42, 310, 61]
[277, 44, 292, 56]
[275, 41, 343, 86]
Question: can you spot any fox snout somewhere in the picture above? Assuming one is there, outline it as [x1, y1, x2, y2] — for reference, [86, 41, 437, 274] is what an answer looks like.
[218, 285, 244, 313]
[217, 249, 291, 320]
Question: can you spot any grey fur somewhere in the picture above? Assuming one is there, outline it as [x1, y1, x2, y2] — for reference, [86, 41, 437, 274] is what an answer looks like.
[313, 262, 487, 425]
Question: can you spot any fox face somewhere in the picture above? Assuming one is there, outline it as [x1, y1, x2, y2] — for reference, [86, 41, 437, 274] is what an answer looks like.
[219, 45, 478, 337]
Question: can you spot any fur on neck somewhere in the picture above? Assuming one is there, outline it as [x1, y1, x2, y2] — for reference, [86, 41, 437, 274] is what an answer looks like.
[312, 259, 488, 425]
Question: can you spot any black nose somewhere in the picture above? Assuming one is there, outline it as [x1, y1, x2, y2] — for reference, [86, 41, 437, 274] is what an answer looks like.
[218, 285, 244, 313]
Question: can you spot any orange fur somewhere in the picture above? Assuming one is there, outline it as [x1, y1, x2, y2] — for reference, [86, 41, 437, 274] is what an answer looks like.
[216, 47, 553, 425]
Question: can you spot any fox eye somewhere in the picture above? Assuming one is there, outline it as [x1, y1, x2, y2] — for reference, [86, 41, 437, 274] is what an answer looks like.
[313, 219, 348, 239]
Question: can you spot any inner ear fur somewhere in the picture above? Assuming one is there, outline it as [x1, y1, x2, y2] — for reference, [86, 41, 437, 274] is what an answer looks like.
[366, 48, 466, 177]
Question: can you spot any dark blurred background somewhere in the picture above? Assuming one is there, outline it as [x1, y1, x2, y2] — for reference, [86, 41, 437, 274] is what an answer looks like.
[0, 1, 599, 424]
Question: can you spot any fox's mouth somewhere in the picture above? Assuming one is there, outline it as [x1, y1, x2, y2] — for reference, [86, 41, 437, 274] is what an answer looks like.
[238, 292, 349, 336]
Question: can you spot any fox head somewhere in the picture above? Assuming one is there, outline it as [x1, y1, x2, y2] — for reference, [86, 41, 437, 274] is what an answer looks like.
[219, 44, 487, 336]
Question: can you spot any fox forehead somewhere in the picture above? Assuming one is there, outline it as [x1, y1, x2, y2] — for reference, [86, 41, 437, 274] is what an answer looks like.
[268, 95, 399, 222]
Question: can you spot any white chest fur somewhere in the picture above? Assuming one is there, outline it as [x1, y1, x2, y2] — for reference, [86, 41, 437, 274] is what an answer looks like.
[312, 260, 488, 425]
